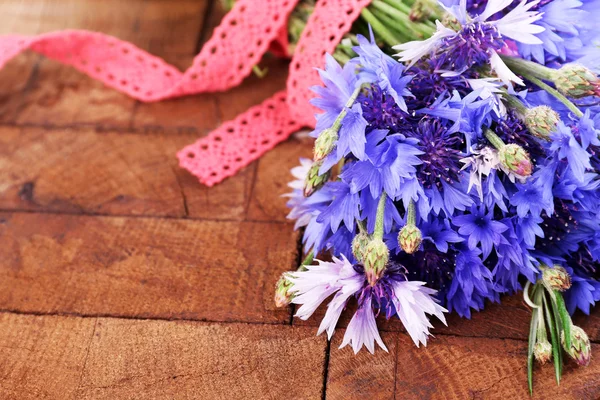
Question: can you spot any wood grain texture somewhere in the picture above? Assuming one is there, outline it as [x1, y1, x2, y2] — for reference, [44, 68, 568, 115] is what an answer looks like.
[0, 313, 326, 400]
[0, 212, 297, 324]
[0, 312, 96, 399]
[395, 335, 600, 400]
[326, 330, 600, 400]
[0, 125, 307, 221]
[0, 0, 209, 128]
[326, 332, 397, 400]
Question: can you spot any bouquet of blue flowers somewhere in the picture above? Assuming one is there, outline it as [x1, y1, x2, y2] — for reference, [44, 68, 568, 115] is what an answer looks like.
[274, 0, 600, 392]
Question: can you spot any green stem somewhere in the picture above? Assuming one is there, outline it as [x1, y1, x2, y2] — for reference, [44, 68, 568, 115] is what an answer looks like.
[332, 51, 351, 65]
[502, 93, 528, 116]
[360, 7, 402, 47]
[331, 84, 365, 131]
[382, 0, 412, 15]
[371, 0, 435, 39]
[406, 199, 417, 226]
[374, 192, 387, 240]
[484, 128, 506, 150]
[500, 55, 557, 82]
[357, 219, 367, 234]
[524, 74, 584, 118]
[297, 250, 315, 272]
[371, 7, 412, 43]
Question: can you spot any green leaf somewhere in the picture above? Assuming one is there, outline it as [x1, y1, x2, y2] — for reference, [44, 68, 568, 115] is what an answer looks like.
[555, 293, 572, 350]
[528, 290, 540, 395]
[543, 292, 562, 384]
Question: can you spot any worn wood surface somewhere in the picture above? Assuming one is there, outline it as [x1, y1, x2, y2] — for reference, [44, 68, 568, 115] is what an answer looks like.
[0, 1, 598, 399]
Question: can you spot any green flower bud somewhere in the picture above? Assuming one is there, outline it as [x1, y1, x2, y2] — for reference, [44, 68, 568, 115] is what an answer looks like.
[533, 340, 553, 365]
[498, 144, 533, 177]
[398, 224, 422, 254]
[274, 272, 295, 308]
[303, 160, 330, 197]
[313, 128, 338, 161]
[554, 64, 600, 99]
[562, 325, 591, 366]
[352, 232, 370, 263]
[524, 106, 560, 139]
[363, 238, 389, 287]
[542, 265, 572, 292]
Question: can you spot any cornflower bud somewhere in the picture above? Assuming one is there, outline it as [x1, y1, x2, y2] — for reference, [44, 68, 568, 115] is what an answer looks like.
[363, 238, 389, 287]
[524, 106, 560, 139]
[352, 232, 370, 263]
[498, 143, 533, 177]
[542, 265, 572, 292]
[313, 128, 338, 161]
[303, 160, 330, 197]
[554, 64, 600, 99]
[398, 224, 422, 254]
[274, 272, 295, 308]
[533, 340, 553, 365]
[562, 325, 591, 366]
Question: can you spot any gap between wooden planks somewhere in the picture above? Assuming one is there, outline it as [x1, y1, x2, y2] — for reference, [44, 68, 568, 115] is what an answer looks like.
[0, 0, 600, 399]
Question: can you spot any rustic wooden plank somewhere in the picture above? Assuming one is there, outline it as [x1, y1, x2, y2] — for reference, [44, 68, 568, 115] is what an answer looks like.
[0, 124, 306, 221]
[0, 126, 191, 217]
[77, 319, 326, 399]
[0, 0, 209, 127]
[326, 332, 397, 400]
[327, 330, 600, 399]
[0, 212, 297, 324]
[394, 334, 600, 400]
[0, 313, 96, 400]
[246, 134, 313, 222]
[0, 313, 326, 400]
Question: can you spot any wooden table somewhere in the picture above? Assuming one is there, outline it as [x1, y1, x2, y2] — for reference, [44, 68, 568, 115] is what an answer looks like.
[0, 1, 599, 399]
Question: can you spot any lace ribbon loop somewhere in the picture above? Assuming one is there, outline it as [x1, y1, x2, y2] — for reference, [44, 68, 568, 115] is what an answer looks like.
[0, 0, 372, 186]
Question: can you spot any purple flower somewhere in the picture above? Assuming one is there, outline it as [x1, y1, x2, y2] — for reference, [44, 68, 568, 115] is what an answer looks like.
[418, 90, 493, 149]
[341, 130, 423, 199]
[355, 31, 413, 112]
[289, 256, 447, 352]
[550, 122, 593, 182]
[446, 246, 498, 318]
[336, 104, 368, 161]
[310, 54, 360, 134]
[452, 205, 508, 259]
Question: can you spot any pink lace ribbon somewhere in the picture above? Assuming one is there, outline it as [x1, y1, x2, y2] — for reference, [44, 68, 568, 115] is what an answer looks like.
[0, 0, 371, 186]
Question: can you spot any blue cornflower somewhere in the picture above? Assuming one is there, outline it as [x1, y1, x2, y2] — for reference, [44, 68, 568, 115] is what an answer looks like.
[452, 205, 509, 258]
[354, 31, 413, 112]
[518, 0, 588, 64]
[420, 217, 464, 252]
[509, 160, 555, 217]
[341, 130, 423, 199]
[435, 21, 505, 72]
[336, 104, 368, 161]
[517, 214, 545, 248]
[563, 267, 600, 315]
[446, 245, 498, 318]
[550, 121, 592, 182]
[316, 181, 361, 234]
[577, 109, 600, 150]
[310, 54, 360, 135]
[494, 218, 539, 292]
[418, 90, 493, 149]
[358, 85, 408, 133]
[407, 118, 464, 190]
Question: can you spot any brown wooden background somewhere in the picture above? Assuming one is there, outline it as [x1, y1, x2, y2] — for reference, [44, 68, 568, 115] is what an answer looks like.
[0, 1, 599, 399]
